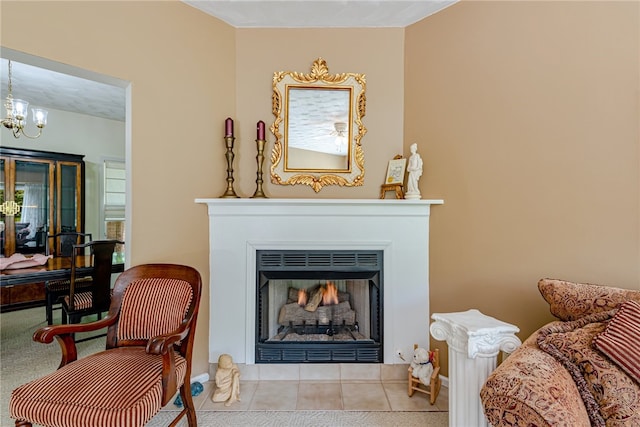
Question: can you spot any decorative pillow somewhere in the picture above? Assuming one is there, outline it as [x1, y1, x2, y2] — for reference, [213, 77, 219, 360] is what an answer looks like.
[537, 310, 640, 427]
[538, 278, 640, 321]
[593, 300, 640, 384]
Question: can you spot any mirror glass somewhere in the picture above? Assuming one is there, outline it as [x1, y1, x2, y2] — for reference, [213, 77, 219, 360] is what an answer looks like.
[270, 58, 366, 192]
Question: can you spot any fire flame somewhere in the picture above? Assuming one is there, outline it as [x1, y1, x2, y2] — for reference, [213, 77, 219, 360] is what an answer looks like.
[322, 281, 339, 306]
[297, 289, 308, 306]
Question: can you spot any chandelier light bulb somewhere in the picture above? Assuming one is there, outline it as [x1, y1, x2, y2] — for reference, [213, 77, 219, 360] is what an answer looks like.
[11, 98, 29, 121]
[2, 60, 48, 139]
[32, 108, 48, 127]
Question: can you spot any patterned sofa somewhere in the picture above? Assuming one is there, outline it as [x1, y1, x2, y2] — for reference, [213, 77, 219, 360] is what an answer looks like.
[481, 279, 640, 427]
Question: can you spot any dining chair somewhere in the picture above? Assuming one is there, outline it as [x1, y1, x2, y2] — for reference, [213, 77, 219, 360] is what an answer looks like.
[10, 263, 202, 427]
[44, 232, 93, 325]
[61, 239, 123, 326]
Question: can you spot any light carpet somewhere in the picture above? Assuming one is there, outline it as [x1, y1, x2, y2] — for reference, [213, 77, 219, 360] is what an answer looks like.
[148, 410, 448, 426]
[2, 307, 448, 426]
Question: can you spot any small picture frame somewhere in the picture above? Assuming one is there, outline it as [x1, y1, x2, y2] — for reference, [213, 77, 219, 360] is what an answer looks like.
[384, 156, 407, 185]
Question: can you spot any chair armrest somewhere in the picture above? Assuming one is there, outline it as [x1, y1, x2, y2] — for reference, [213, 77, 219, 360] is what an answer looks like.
[146, 331, 185, 355]
[145, 322, 193, 406]
[33, 315, 117, 368]
[431, 366, 440, 381]
[145, 320, 191, 355]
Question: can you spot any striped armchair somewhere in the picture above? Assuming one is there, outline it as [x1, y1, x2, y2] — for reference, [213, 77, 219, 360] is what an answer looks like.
[9, 264, 202, 427]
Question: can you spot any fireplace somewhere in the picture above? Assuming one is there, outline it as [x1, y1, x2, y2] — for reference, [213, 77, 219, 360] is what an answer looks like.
[196, 198, 442, 370]
[255, 250, 383, 363]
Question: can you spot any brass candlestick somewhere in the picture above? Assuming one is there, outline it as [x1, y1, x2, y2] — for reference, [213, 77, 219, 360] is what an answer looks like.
[220, 135, 239, 198]
[251, 138, 268, 198]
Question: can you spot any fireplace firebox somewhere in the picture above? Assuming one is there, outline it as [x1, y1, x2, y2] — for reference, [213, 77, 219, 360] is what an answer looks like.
[255, 250, 383, 363]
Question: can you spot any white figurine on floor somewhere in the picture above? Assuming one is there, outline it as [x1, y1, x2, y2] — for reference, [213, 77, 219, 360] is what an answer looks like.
[405, 143, 423, 200]
[212, 353, 240, 407]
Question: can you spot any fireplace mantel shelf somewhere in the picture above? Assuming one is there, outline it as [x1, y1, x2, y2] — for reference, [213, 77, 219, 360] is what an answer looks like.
[197, 197, 443, 365]
[196, 198, 444, 216]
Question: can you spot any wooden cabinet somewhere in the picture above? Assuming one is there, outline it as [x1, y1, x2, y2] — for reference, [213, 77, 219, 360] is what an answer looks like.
[1, 147, 85, 311]
[1, 283, 46, 312]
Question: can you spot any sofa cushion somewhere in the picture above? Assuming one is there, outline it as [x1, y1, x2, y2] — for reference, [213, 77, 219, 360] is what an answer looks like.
[481, 331, 593, 427]
[593, 300, 640, 384]
[538, 278, 640, 321]
[537, 310, 640, 427]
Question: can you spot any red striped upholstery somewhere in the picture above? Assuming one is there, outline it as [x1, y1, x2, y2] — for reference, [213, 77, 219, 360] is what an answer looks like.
[47, 277, 92, 292]
[63, 291, 93, 310]
[594, 299, 640, 383]
[9, 264, 202, 427]
[117, 278, 193, 341]
[63, 289, 114, 311]
[9, 347, 187, 427]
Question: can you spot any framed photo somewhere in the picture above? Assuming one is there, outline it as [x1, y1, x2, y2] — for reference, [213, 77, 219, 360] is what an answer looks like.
[384, 157, 407, 185]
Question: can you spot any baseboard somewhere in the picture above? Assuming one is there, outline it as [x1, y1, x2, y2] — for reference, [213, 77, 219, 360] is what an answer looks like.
[191, 373, 210, 384]
[440, 374, 449, 388]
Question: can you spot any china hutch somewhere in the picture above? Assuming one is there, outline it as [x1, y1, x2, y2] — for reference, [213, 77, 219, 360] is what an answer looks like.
[0, 147, 85, 311]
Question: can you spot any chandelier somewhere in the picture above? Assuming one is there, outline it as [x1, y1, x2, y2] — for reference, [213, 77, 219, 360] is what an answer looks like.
[2, 60, 48, 139]
[333, 122, 347, 151]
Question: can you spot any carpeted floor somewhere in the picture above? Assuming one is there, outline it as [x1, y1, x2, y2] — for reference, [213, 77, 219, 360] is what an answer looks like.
[147, 410, 448, 426]
[1, 307, 448, 426]
[1, 306, 110, 426]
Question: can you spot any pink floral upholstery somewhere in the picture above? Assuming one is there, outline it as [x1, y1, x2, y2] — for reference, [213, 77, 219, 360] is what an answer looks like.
[538, 310, 640, 426]
[481, 331, 590, 427]
[481, 279, 640, 427]
[538, 278, 640, 321]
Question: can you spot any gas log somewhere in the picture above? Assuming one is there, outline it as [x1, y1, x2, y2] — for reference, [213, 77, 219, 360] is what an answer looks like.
[278, 285, 356, 326]
[278, 301, 356, 325]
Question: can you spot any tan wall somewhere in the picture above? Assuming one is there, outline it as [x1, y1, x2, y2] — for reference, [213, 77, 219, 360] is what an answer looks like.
[234, 28, 405, 199]
[1, 0, 236, 375]
[406, 1, 640, 374]
[2, 0, 638, 379]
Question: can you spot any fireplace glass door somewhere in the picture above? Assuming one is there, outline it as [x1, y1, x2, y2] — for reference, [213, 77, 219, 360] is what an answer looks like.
[256, 250, 383, 363]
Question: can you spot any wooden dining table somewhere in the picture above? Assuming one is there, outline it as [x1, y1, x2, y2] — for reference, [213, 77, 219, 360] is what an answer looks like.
[1, 256, 125, 287]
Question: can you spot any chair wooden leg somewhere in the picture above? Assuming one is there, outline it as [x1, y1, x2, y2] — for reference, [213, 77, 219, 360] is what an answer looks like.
[408, 367, 415, 396]
[45, 292, 54, 325]
[181, 382, 198, 427]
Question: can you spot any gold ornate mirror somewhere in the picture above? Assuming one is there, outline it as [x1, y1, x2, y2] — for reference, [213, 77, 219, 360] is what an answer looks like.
[270, 58, 366, 192]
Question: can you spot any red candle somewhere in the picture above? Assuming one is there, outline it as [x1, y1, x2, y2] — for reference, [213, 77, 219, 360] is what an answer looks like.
[257, 120, 265, 140]
[225, 117, 234, 137]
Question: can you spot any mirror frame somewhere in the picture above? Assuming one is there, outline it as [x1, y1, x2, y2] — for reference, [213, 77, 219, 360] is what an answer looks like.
[270, 58, 367, 192]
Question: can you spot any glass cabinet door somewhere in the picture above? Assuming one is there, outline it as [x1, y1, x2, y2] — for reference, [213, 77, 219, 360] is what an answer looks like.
[57, 162, 82, 233]
[13, 160, 52, 254]
[1, 149, 84, 258]
[1, 158, 5, 256]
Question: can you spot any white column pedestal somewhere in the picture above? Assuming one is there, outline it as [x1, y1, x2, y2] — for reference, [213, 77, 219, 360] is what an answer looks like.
[430, 309, 521, 427]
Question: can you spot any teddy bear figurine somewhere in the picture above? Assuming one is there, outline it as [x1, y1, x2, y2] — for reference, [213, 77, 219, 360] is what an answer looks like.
[409, 346, 434, 386]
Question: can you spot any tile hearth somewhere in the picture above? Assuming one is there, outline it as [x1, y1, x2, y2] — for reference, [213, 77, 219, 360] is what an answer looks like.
[158, 379, 449, 412]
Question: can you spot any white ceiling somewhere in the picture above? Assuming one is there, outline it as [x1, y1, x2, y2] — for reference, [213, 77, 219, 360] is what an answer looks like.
[182, 0, 456, 28]
[0, 58, 126, 122]
[0, 1, 455, 124]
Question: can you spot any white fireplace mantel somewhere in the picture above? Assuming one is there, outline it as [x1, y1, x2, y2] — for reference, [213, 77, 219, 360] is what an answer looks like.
[195, 198, 443, 365]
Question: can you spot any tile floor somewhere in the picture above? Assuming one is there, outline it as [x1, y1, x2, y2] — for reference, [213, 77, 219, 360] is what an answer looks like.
[162, 380, 448, 412]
